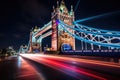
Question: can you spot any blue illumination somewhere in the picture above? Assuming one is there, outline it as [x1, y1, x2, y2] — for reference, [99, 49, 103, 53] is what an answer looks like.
[74, 0, 81, 12]
[34, 49, 39, 53]
[61, 44, 72, 51]
[76, 24, 120, 34]
[74, 11, 120, 23]
[59, 21, 120, 48]
[32, 37, 36, 42]
[59, 20, 120, 37]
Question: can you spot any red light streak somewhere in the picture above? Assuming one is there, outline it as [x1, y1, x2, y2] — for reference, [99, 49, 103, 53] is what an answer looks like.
[20, 54, 107, 80]
[16, 56, 45, 80]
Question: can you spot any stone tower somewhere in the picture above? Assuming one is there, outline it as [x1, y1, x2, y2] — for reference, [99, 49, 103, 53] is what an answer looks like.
[28, 27, 41, 53]
[51, 0, 75, 51]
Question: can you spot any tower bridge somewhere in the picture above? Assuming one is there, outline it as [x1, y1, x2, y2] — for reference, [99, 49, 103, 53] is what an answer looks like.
[20, 0, 120, 53]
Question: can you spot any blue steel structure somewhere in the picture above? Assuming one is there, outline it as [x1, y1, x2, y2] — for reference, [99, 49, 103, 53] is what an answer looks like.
[59, 20, 120, 50]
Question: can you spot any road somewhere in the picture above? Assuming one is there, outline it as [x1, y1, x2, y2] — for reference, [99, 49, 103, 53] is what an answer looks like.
[0, 54, 120, 80]
[20, 54, 120, 80]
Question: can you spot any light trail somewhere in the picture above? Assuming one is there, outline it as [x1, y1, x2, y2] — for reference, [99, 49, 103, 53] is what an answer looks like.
[20, 54, 108, 80]
[43, 54, 120, 68]
[20, 54, 120, 68]
[16, 56, 45, 80]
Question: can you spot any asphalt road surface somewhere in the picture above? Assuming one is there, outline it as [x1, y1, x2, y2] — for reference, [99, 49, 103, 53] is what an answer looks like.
[0, 54, 120, 80]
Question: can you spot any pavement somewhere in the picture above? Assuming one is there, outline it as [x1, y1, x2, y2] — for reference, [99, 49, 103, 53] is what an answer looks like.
[0, 56, 44, 80]
[0, 54, 120, 80]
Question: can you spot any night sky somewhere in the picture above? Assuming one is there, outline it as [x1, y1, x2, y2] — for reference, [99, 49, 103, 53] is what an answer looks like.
[0, 0, 120, 50]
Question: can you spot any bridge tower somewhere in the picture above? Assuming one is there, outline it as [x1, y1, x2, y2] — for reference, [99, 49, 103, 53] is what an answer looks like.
[28, 26, 41, 53]
[51, 0, 75, 51]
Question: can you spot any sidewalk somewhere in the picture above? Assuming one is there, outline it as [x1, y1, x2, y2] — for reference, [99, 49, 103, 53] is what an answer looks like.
[0, 56, 45, 80]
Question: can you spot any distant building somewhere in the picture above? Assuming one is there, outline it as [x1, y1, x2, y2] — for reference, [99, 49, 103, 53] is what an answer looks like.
[7, 46, 16, 55]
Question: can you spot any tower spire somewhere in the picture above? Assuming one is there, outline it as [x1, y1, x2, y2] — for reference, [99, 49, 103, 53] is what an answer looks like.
[53, 5, 55, 12]
[60, 0, 67, 11]
[71, 5, 73, 12]
[53, 5, 55, 9]
[57, 1, 59, 8]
